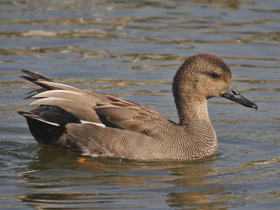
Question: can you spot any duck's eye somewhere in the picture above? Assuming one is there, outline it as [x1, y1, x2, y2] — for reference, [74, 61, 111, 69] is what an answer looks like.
[210, 72, 219, 78]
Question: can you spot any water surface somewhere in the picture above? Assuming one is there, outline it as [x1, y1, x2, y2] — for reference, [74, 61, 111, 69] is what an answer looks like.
[0, 0, 279, 209]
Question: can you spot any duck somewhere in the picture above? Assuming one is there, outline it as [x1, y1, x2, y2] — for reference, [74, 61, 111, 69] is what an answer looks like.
[18, 54, 258, 160]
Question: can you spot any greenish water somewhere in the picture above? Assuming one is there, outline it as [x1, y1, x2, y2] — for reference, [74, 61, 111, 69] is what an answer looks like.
[0, 0, 279, 209]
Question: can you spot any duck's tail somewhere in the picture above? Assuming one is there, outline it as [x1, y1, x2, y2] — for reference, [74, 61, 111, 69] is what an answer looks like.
[18, 105, 80, 144]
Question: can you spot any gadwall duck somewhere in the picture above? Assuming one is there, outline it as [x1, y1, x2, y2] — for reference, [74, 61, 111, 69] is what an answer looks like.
[18, 54, 257, 160]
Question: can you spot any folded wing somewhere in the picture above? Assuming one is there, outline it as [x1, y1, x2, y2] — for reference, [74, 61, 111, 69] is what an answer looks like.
[20, 70, 173, 139]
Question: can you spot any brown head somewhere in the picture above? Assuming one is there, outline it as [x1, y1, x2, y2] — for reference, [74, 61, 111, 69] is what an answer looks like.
[173, 54, 232, 100]
[173, 54, 257, 113]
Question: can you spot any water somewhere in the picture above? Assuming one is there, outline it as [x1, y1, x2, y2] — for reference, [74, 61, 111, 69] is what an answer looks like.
[0, 0, 279, 209]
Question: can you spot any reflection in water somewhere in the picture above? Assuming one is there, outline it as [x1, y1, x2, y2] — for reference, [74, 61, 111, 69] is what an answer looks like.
[0, 0, 280, 209]
[21, 145, 226, 209]
[165, 161, 225, 209]
[22, 145, 280, 209]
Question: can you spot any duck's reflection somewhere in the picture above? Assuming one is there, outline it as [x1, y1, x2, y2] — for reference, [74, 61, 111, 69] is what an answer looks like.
[164, 160, 226, 209]
[22, 145, 226, 209]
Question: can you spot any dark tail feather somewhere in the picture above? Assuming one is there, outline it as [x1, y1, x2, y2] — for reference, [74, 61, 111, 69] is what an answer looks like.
[18, 105, 80, 144]
[21, 69, 53, 82]
[20, 70, 82, 94]
[23, 88, 45, 99]
[20, 70, 55, 93]
[18, 110, 60, 126]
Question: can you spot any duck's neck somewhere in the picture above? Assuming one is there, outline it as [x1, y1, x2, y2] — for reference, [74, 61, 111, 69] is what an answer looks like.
[175, 93, 218, 158]
[175, 93, 211, 126]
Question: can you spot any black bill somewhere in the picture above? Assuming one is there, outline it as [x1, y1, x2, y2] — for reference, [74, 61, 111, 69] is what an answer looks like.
[222, 87, 258, 110]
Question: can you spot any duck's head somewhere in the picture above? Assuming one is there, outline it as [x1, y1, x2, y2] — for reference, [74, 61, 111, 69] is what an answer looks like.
[173, 54, 258, 109]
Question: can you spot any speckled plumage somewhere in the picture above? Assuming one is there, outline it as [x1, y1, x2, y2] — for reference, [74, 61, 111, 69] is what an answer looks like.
[18, 54, 257, 160]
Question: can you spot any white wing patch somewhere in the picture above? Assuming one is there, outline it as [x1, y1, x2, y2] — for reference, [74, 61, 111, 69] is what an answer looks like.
[80, 120, 106, 127]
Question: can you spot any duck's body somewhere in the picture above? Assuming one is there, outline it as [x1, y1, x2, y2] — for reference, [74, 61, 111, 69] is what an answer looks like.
[18, 54, 257, 160]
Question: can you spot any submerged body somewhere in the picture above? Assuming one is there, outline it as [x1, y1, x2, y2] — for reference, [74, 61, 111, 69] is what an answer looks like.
[18, 54, 257, 160]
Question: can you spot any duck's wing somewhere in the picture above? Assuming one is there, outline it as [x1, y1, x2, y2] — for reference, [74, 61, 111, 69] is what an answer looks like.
[20, 70, 174, 139]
